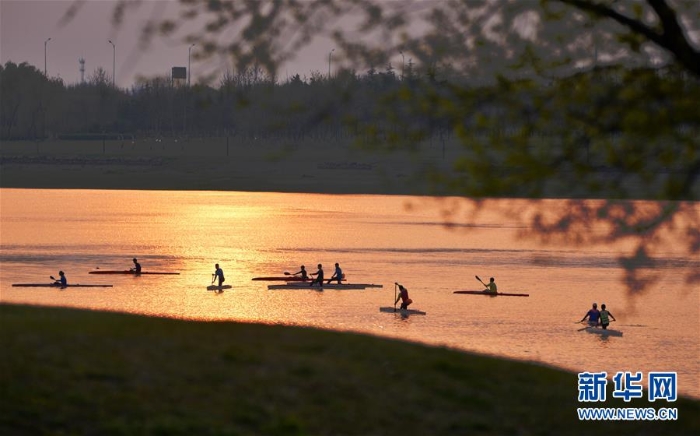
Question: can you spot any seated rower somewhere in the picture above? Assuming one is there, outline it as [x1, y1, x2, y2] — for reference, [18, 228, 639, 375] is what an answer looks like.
[131, 258, 142, 273]
[484, 277, 497, 294]
[53, 271, 67, 286]
[292, 265, 308, 281]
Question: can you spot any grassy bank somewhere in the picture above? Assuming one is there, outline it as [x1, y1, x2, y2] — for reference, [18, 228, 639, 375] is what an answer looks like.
[1, 304, 698, 435]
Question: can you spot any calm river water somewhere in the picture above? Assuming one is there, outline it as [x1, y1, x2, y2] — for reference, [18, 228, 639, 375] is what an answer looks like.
[1, 189, 698, 398]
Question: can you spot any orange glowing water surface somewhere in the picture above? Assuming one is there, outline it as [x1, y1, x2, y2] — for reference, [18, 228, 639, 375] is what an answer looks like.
[1, 189, 698, 398]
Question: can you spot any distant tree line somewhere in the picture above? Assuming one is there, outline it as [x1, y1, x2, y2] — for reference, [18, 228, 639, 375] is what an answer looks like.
[0, 60, 410, 141]
[2, 60, 696, 152]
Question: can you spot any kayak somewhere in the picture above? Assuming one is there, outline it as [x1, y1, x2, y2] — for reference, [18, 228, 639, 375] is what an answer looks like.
[267, 283, 383, 290]
[584, 327, 623, 337]
[379, 307, 427, 315]
[207, 285, 232, 291]
[453, 290, 530, 297]
[252, 276, 345, 281]
[89, 270, 180, 275]
[12, 283, 113, 288]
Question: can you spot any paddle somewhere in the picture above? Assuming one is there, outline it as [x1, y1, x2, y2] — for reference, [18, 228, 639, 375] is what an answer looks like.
[475, 275, 489, 290]
[50, 275, 66, 287]
[576, 322, 591, 332]
[284, 271, 291, 275]
[576, 321, 604, 332]
[394, 282, 399, 312]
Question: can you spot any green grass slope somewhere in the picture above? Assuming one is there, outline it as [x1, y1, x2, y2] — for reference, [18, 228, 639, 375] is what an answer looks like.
[1, 304, 698, 435]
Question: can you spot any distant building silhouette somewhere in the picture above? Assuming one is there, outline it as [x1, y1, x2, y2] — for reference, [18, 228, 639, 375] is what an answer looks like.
[172, 67, 186, 87]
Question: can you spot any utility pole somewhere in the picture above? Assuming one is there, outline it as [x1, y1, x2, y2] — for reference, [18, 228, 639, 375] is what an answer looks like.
[44, 37, 52, 76]
[188, 43, 196, 86]
[328, 48, 335, 80]
[108, 40, 116, 87]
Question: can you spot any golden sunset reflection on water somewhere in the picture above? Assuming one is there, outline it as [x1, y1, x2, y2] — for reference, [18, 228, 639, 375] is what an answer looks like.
[1, 189, 698, 398]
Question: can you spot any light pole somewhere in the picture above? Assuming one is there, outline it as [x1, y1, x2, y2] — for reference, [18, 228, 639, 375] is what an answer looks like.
[44, 37, 52, 76]
[188, 43, 196, 86]
[400, 50, 405, 81]
[328, 48, 335, 80]
[108, 40, 115, 87]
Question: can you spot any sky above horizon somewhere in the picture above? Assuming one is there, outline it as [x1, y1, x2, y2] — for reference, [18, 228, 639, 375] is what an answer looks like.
[0, 0, 337, 88]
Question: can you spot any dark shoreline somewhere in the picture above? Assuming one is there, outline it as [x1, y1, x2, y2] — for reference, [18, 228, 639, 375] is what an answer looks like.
[1, 138, 697, 199]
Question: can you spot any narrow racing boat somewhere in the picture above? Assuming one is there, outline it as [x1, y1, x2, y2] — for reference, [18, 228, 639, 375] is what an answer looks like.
[267, 283, 382, 290]
[453, 290, 529, 297]
[12, 283, 113, 288]
[89, 270, 180, 275]
[251, 276, 345, 281]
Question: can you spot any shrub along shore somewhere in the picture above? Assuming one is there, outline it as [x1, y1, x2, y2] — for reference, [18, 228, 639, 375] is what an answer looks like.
[1, 304, 698, 435]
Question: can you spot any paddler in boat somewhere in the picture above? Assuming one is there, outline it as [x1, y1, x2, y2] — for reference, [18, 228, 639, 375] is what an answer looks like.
[53, 271, 67, 287]
[580, 302, 601, 327]
[484, 277, 497, 294]
[395, 283, 413, 310]
[131, 258, 142, 274]
[327, 263, 343, 284]
[309, 264, 324, 287]
[292, 265, 308, 281]
[599, 304, 616, 330]
[212, 263, 225, 287]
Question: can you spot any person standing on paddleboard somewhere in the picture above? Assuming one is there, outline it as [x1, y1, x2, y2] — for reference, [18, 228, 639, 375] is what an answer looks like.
[599, 304, 616, 329]
[292, 265, 308, 281]
[309, 264, 324, 287]
[53, 271, 67, 286]
[395, 284, 413, 310]
[328, 263, 343, 284]
[131, 258, 142, 273]
[212, 264, 225, 286]
[580, 303, 601, 327]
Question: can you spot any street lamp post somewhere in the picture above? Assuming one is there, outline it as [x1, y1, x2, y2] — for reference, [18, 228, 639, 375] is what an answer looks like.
[400, 50, 405, 81]
[108, 40, 115, 87]
[44, 37, 52, 76]
[328, 48, 335, 80]
[188, 43, 196, 87]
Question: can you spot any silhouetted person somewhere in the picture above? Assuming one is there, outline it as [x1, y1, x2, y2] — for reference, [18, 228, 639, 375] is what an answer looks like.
[310, 264, 324, 287]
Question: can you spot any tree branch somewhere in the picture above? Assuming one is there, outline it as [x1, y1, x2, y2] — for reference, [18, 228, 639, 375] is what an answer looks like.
[557, 0, 700, 76]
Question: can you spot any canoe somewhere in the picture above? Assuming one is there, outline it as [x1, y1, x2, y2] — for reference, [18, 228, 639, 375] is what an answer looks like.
[267, 283, 383, 290]
[89, 270, 180, 275]
[252, 276, 345, 281]
[453, 290, 530, 297]
[207, 285, 232, 291]
[12, 284, 113, 288]
[379, 307, 427, 315]
[584, 327, 623, 337]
